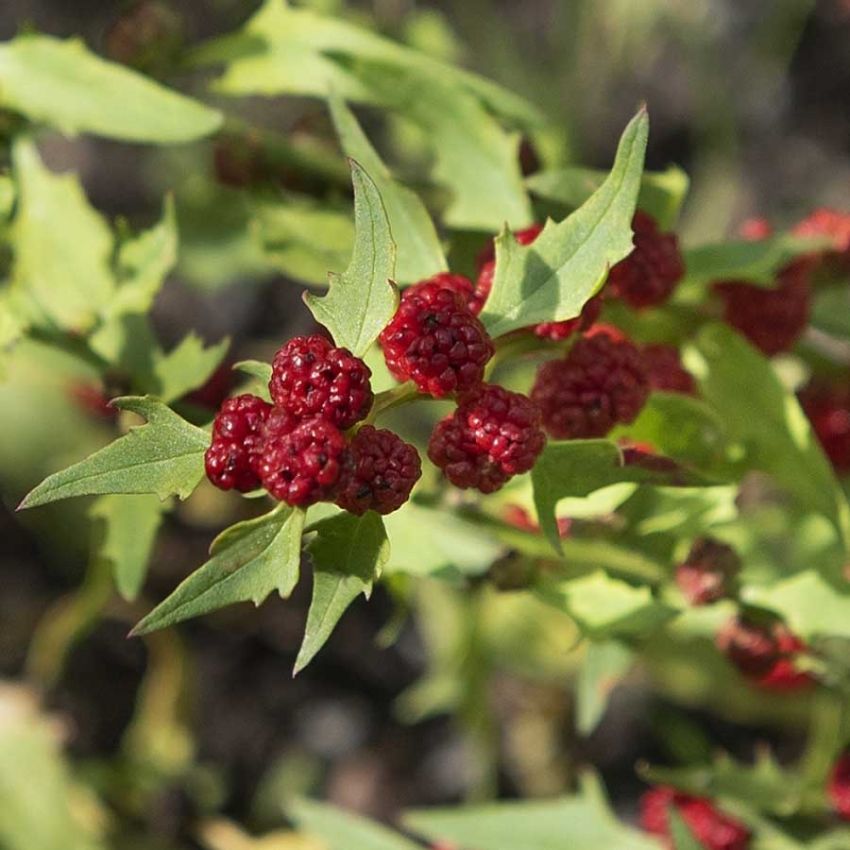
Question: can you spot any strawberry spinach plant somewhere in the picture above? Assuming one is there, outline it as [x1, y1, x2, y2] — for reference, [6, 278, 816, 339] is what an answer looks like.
[3, 1, 850, 848]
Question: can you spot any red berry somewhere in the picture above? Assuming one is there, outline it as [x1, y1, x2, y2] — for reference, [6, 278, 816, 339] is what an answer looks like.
[270, 334, 373, 430]
[533, 293, 604, 341]
[379, 281, 494, 398]
[793, 207, 850, 272]
[640, 786, 750, 850]
[258, 417, 347, 506]
[713, 259, 811, 356]
[829, 753, 850, 820]
[607, 212, 684, 309]
[428, 384, 546, 494]
[676, 537, 740, 605]
[335, 426, 422, 516]
[798, 379, 850, 474]
[423, 272, 475, 300]
[205, 394, 272, 492]
[531, 327, 649, 439]
[716, 616, 814, 691]
[642, 343, 696, 395]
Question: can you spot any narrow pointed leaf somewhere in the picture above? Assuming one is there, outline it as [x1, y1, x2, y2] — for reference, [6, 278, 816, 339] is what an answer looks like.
[304, 161, 397, 356]
[132, 506, 305, 635]
[0, 34, 222, 142]
[90, 494, 168, 600]
[328, 94, 446, 283]
[295, 512, 389, 674]
[480, 109, 648, 337]
[19, 397, 209, 508]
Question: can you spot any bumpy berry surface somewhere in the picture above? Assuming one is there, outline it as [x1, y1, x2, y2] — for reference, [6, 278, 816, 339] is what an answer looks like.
[269, 334, 373, 430]
[258, 417, 347, 506]
[428, 384, 546, 494]
[531, 327, 649, 439]
[676, 537, 740, 605]
[379, 281, 494, 398]
[607, 212, 684, 309]
[829, 754, 850, 820]
[798, 379, 850, 474]
[794, 207, 850, 272]
[335, 426, 421, 516]
[716, 617, 813, 690]
[642, 343, 696, 395]
[205, 394, 272, 492]
[640, 786, 750, 850]
[713, 259, 811, 356]
[533, 293, 604, 341]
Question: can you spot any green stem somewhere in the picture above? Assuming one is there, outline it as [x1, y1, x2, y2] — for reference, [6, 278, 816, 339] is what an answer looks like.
[363, 380, 427, 426]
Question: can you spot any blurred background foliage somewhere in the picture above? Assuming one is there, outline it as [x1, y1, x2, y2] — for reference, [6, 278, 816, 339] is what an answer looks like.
[0, 1, 849, 848]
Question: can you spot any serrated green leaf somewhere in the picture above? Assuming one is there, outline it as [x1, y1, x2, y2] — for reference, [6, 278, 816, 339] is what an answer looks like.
[19, 397, 209, 508]
[196, 0, 541, 128]
[353, 61, 532, 231]
[689, 323, 850, 556]
[576, 641, 635, 735]
[480, 109, 648, 337]
[531, 439, 705, 554]
[404, 772, 660, 850]
[328, 94, 445, 283]
[295, 511, 389, 673]
[11, 139, 115, 331]
[90, 494, 168, 600]
[289, 798, 420, 850]
[256, 195, 355, 287]
[305, 161, 397, 356]
[537, 571, 676, 639]
[668, 809, 704, 850]
[151, 333, 230, 403]
[0, 34, 221, 142]
[682, 233, 828, 289]
[132, 505, 305, 635]
[527, 164, 689, 230]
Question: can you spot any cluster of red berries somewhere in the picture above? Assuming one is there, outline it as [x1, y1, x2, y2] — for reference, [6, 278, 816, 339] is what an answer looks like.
[716, 615, 813, 692]
[675, 537, 740, 605]
[640, 786, 750, 850]
[205, 335, 421, 514]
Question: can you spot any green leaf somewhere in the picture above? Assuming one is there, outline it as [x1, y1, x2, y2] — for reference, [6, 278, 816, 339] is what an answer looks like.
[811, 285, 850, 340]
[480, 109, 648, 337]
[532, 439, 705, 555]
[234, 359, 272, 386]
[682, 232, 827, 289]
[256, 195, 355, 287]
[295, 511, 389, 673]
[90, 494, 168, 601]
[328, 94, 446, 283]
[11, 139, 115, 331]
[668, 809, 704, 850]
[353, 61, 532, 231]
[150, 333, 230, 403]
[132, 505, 305, 635]
[405, 772, 660, 850]
[576, 641, 635, 735]
[689, 323, 850, 555]
[0, 688, 107, 850]
[527, 164, 689, 230]
[304, 160, 398, 356]
[0, 34, 222, 142]
[536, 571, 676, 639]
[19, 397, 209, 509]
[289, 798, 420, 850]
[197, 0, 541, 128]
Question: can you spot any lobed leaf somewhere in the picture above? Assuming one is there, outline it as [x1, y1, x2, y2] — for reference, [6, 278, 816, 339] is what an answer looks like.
[0, 34, 222, 142]
[132, 505, 305, 635]
[304, 160, 398, 356]
[328, 94, 446, 283]
[480, 109, 649, 337]
[19, 397, 209, 508]
[295, 511, 389, 674]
